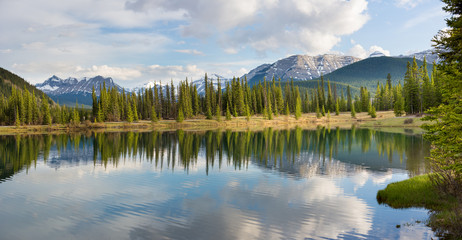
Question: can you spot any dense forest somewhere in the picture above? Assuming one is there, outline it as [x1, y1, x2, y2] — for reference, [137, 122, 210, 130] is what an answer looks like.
[0, 57, 442, 126]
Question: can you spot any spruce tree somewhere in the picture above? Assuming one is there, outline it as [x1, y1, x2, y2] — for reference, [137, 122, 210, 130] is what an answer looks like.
[335, 100, 340, 116]
[15, 107, 20, 127]
[295, 95, 302, 120]
[316, 104, 322, 119]
[126, 102, 134, 123]
[370, 105, 377, 118]
[245, 104, 251, 121]
[215, 104, 221, 122]
[351, 104, 356, 118]
[177, 108, 184, 123]
[226, 105, 232, 121]
[41, 94, 51, 125]
[151, 105, 158, 122]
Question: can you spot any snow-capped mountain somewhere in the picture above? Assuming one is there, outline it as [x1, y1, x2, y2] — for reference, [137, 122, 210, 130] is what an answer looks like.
[398, 49, 440, 64]
[133, 74, 233, 96]
[242, 54, 361, 85]
[191, 74, 233, 95]
[36, 75, 124, 106]
[369, 51, 386, 58]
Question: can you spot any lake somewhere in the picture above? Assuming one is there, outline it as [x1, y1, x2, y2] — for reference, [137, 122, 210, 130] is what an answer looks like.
[0, 127, 434, 239]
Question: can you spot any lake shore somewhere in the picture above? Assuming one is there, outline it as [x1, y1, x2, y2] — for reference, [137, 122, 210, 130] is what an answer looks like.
[0, 111, 426, 135]
[377, 174, 462, 239]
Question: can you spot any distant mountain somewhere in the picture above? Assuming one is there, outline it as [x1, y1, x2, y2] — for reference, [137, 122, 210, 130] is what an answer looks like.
[133, 74, 233, 96]
[294, 56, 432, 94]
[191, 74, 232, 95]
[398, 49, 440, 64]
[369, 51, 386, 58]
[0, 67, 51, 101]
[36, 75, 124, 106]
[242, 54, 361, 86]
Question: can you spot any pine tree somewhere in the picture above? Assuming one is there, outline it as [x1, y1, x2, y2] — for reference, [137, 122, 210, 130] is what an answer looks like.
[351, 104, 356, 118]
[295, 94, 302, 120]
[41, 94, 51, 125]
[151, 105, 158, 122]
[226, 104, 232, 121]
[335, 100, 340, 116]
[245, 104, 251, 121]
[321, 105, 325, 117]
[73, 102, 80, 125]
[347, 85, 352, 111]
[370, 105, 377, 118]
[215, 104, 221, 122]
[15, 107, 20, 127]
[327, 110, 331, 121]
[316, 103, 322, 119]
[285, 103, 290, 116]
[177, 108, 184, 123]
[126, 102, 134, 123]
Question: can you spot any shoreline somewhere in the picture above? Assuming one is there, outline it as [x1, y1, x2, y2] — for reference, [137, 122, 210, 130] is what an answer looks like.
[0, 111, 425, 135]
[377, 174, 461, 239]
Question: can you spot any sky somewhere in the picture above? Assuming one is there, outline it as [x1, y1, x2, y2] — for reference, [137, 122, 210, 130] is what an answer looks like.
[0, 0, 447, 88]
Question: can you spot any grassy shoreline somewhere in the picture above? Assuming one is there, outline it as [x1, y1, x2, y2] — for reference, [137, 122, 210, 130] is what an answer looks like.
[377, 174, 462, 239]
[0, 111, 425, 135]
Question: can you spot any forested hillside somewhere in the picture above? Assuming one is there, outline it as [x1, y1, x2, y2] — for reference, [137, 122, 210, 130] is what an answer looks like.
[294, 56, 433, 92]
[0, 67, 50, 100]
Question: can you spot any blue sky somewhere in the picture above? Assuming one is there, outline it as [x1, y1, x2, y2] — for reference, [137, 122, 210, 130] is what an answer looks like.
[0, 0, 447, 87]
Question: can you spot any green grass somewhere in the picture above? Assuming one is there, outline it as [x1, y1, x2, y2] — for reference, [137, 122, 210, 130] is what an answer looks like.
[377, 174, 452, 209]
[377, 174, 462, 239]
[360, 116, 427, 128]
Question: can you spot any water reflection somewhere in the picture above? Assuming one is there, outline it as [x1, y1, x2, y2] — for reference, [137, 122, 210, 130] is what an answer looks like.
[0, 127, 434, 239]
[0, 127, 430, 182]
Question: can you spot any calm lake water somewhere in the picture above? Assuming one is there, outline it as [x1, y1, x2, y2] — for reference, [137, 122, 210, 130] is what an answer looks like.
[0, 127, 434, 239]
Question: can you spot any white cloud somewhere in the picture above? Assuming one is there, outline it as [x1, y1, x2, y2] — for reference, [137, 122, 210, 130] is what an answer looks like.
[0, 0, 371, 86]
[74, 65, 143, 80]
[347, 44, 390, 58]
[394, 0, 422, 9]
[174, 49, 204, 55]
[0, 49, 12, 54]
[127, 0, 370, 55]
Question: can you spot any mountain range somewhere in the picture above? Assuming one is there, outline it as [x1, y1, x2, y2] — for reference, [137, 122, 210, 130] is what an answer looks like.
[34, 49, 439, 104]
[243, 54, 361, 86]
[36, 75, 124, 106]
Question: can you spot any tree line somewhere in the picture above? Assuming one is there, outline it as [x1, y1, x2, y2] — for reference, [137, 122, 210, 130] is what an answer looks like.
[0, 57, 443, 126]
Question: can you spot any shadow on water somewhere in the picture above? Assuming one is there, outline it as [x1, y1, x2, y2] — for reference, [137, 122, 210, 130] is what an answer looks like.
[0, 127, 430, 182]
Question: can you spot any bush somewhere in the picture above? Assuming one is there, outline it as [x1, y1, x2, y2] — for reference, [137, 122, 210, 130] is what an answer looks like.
[404, 118, 413, 124]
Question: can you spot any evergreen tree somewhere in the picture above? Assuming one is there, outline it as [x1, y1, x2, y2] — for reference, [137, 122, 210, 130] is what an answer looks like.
[226, 104, 232, 121]
[335, 100, 340, 116]
[316, 103, 321, 119]
[15, 107, 20, 127]
[126, 101, 134, 123]
[73, 102, 80, 125]
[386, 73, 392, 89]
[177, 108, 184, 123]
[215, 104, 221, 122]
[285, 103, 290, 116]
[245, 104, 251, 121]
[370, 106, 377, 118]
[41, 94, 51, 125]
[151, 105, 158, 122]
[351, 103, 356, 118]
[346, 85, 352, 111]
[394, 92, 405, 117]
[295, 94, 302, 120]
